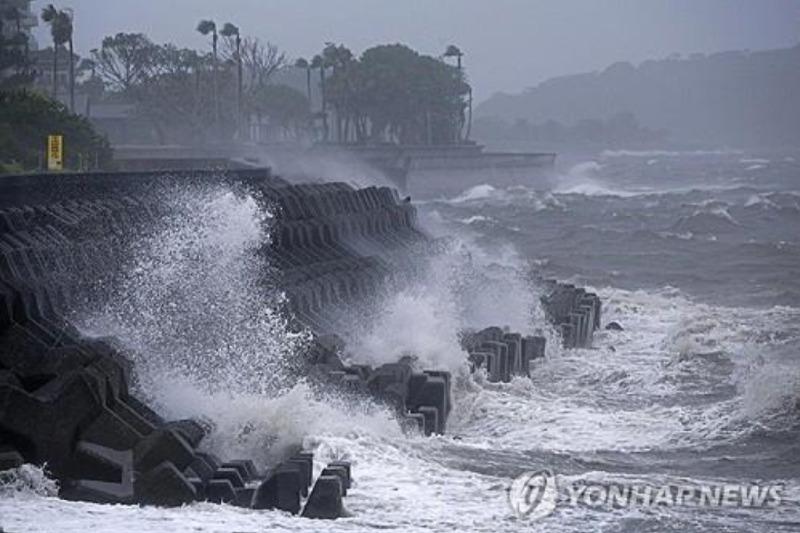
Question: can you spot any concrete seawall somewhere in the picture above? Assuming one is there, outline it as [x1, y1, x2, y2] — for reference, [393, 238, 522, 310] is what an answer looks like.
[0, 168, 601, 516]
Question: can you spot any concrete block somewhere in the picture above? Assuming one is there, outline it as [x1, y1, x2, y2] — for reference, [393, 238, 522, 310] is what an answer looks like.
[222, 459, 259, 482]
[212, 467, 245, 489]
[503, 333, 522, 375]
[63, 442, 134, 504]
[301, 475, 343, 519]
[164, 419, 209, 449]
[481, 341, 510, 382]
[233, 486, 256, 508]
[520, 336, 546, 376]
[135, 461, 197, 507]
[0, 449, 24, 471]
[133, 428, 195, 473]
[205, 478, 237, 504]
[407, 375, 448, 434]
[252, 463, 303, 514]
[288, 453, 313, 496]
[321, 465, 349, 496]
[414, 405, 439, 436]
[327, 460, 352, 490]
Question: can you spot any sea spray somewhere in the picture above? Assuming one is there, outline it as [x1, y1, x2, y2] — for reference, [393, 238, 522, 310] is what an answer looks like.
[74, 184, 309, 400]
[156, 378, 404, 466]
[342, 235, 542, 374]
[0, 465, 59, 498]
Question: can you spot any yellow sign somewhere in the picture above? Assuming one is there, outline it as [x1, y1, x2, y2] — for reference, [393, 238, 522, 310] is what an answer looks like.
[47, 135, 63, 171]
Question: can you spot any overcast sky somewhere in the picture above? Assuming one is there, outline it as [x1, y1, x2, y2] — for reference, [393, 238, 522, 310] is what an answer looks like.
[32, 0, 800, 102]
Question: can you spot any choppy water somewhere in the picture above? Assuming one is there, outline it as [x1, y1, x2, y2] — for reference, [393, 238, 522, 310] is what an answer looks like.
[2, 150, 800, 532]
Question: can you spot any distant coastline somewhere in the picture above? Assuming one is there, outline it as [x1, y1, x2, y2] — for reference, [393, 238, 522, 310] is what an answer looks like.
[475, 45, 800, 149]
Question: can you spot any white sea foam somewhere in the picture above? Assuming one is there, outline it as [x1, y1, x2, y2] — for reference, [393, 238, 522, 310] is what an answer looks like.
[744, 193, 780, 209]
[345, 237, 539, 373]
[0, 465, 59, 498]
[601, 148, 744, 158]
[4, 165, 800, 532]
[76, 185, 309, 401]
[459, 215, 494, 224]
[450, 183, 499, 203]
[553, 161, 643, 198]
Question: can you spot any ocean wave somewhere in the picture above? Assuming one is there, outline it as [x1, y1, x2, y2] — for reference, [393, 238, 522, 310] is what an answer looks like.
[683, 198, 730, 209]
[450, 183, 499, 203]
[601, 148, 744, 158]
[657, 231, 695, 241]
[445, 183, 567, 212]
[672, 206, 740, 234]
[744, 193, 780, 210]
[553, 161, 643, 198]
[458, 215, 495, 224]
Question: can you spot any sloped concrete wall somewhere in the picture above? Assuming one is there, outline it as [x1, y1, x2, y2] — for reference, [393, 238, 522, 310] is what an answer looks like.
[0, 168, 601, 512]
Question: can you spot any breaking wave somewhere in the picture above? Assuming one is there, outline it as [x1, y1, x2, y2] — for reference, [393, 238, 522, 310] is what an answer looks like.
[601, 148, 744, 158]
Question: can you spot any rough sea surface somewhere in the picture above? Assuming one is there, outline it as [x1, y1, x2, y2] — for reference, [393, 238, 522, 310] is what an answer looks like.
[2, 149, 800, 532]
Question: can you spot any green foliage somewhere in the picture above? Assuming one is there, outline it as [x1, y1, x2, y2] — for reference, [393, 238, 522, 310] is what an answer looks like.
[0, 1, 34, 89]
[196, 20, 216, 37]
[41, 4, 72, 46]
[90, 29, 287, 144]
[92, 33, 155, 92]
[323, 43, 470, 144]
[0, 33, 33, 89]
[219, 23, 238, 38]
[443, 45, 463, 58]
[0, 89, 113, 173]
[251, 84, 309, 136]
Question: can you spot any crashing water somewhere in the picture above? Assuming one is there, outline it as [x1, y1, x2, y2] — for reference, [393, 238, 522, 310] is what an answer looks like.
[2, 151, 800, 532]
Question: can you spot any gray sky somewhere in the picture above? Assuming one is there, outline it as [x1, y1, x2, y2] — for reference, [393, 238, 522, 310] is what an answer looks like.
[33, 0, 800, 102]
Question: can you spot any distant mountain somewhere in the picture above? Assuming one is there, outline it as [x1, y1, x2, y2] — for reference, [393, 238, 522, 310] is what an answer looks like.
[475, 45, 800, 147]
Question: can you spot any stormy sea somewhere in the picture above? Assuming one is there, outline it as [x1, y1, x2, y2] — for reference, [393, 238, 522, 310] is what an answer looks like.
[2, 149, 800, 532]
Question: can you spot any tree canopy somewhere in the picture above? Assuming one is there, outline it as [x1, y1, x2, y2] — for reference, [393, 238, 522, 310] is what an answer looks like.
[323, 43, 470, 144]
[89, 31, 290, 144]
[0, 89, 112, 173]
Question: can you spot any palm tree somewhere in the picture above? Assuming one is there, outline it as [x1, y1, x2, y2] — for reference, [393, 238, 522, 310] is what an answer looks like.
[220, 22, 242, 138]
[321, 44, 354, 142]
[295, 58, 312, 106]
[41, 4, 72, 104]
[311, 54, 328, 142]
[64, 8, 75, 113]
[197, 19, 219, 130]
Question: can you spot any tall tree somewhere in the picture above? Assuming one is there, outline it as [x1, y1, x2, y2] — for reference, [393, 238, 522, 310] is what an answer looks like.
[0, 2, 34, 89]
[321, 43, 354, 142]
[310, 54, 328, 141]
[196, 19, 219, 130]
[324, 44, 470, 145]
[40, 4, 71, 102]
[91, 33, 155, 92]
[294, 58, 312, 107]
[64, 8, 75, 112]
[220, 22, 242, 138]
[250, 84, 309, 140]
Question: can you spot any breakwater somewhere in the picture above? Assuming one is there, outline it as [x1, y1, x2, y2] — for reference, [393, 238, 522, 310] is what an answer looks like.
[0, 168, 600, 517]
